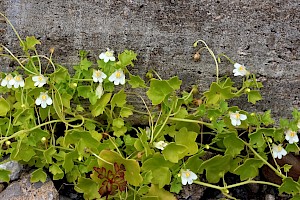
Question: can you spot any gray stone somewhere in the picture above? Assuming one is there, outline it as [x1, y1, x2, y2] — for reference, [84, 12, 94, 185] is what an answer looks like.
[0, 160, 23, 182]
[265, 194, 276, 200]
[0, 172, 59, 200]
[0, 0, 299, 120]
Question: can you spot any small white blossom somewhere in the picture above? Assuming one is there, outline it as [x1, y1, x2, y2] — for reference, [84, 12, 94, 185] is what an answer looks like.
[95, 83, 104, 99]
[285, 129, 299, 144]
[153, 141, 168, 150]
[35, 92, 52, 108]
[180, 169, 197, 185]
[32, 75, 48, 87]
[99, 49, 116, 63]
[108, 69, 125, 85]
[1, 74, 14, 88]
[230, 111, 247, 126]
[233, 63, 249, 76]
[9, 75, 25, 88]
[297, 121, 300, 129]
[92, 70, 107, 83]
[272, 144, 287, 159]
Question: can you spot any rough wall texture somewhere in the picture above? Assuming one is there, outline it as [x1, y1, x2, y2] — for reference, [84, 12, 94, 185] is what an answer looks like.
[0, 0, 299, 119]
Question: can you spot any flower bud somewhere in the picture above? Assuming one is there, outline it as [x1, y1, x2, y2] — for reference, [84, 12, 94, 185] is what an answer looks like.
[70, 83, 77, 88]
[50, 47, 55, 54]
[205, 144, 210, 149]
[78, 155, 82, 161]
[5, 141, 11, 146]
[267, 137, 273, 144]
[209, 117, 213, 121]
[146, 71, 153, 79]
[193, 52, 201, 62]
[245, 88, 251, 93]
[192, 85, 198, 94]
[41, 137, 47, 143]
[250, 113, 255, 116]
[21, 104, 26, 108]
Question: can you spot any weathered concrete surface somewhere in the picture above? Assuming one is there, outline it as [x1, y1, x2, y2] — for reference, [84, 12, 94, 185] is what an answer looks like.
[0, 0, 299, 119]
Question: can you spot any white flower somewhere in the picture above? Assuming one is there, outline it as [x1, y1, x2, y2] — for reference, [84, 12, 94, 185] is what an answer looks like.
[92, 70, 107, 83]
[95, 83, 104, 99]
[9, 75, 25, 88]
[99, 49, 116, 63]
[285, 129, 299, 144]
[35, 92, 52, 108]
[108, 69, 125, 85]
[1, 74, 14, 88]
[32, 75, 48, 87]
[153, 141, 168, 150]
[230, 111, 247, 126]
[233, 63, 249, 76]
[272, 144, 287, 159]
[180, 169, 197, 185]
[297, 121, 300, 129]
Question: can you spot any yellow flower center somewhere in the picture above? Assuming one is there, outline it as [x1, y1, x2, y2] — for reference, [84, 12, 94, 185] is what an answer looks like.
[185, 172, 190, 177]
[38, 76, 43, 81]
[290, 131, 295, 137]
[96, 71, 101, 77]
[41, 95, 47, 100]
[15, 76, 21, 81]
[235, 113, 240, 119]
[105, 51, 113, 57]
[239, 66, 245, 71]
[6, 76, 12, 81]
[116, 71, 121, 78]
[278, 146, 282, 151]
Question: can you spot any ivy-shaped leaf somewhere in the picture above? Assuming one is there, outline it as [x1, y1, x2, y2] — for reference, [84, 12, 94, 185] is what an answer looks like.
[90, 93, 112, 117]
[223, 132, 244, 157]
[247, 90, 262, 104]
[279, 177, 300, 195]
[128, 74, 146, 88]
[146, 79, 174, 105]
[199, 155, 231, 183]
[233, 158, 264, 180]
[31, 168, 47, 183]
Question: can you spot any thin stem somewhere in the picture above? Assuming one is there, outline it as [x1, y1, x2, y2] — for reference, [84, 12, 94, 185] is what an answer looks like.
[1, 45, 37, 75]
[194, 40, 219, 82]
[169, 117, 212, 127]
[0, 12, 24, 45]
[90, 151, 113, 166]
[243, 141, 286, 179]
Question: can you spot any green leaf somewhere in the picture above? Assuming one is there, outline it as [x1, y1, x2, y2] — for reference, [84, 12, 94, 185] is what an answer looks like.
[49, 164, 64, 180]
[175, 128, 198, 157]
[90, 93, 112, 117]
[21, 36, 41, 50]
[112, 126, 127, 137]
[43, 146, 56, 164]
[128, 74, 146, 88]
[112, 118, 125, 129]
[61, 93, 72, 109]
[120, 106, 133, 118]
[0, 169, 11, 182]
[118, 50, 137, 67]
[152, 167, 171, 188]
[249, 130, 265, 148]
[77, 86, 92, 98]
[111, 89, 126, 109]
[279, 177, 300, 195]
[97, 150, 143, 186]
[142, 153, 174, 171]
[0, 97, 10, 116]
[143, 184, 176, 200]
[63, 152, 76, 173]
[261, 110, 274, 126]
[223, 132, 244, 157]
[170, 180, 182, 194]
[199, 155, 231, 183]
[247, 90, 262, 104]
[234, 158, 264, 180]
[162, 143, 187, 163]
[80, 58, 92, 71]
[146, 79, 174, 105]
[204, 82, 234, 105]
[76, 177, 100, 199]
[50, 66, 69, 83]
[167, 76, 182, 90]
[31, 168, 47, 183]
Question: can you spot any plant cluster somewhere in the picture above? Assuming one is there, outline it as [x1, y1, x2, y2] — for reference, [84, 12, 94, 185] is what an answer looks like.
[0, 13, 300, 200]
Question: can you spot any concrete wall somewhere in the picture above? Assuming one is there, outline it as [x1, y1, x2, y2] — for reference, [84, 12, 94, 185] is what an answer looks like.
[0, 0, 299, 119]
